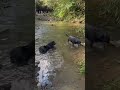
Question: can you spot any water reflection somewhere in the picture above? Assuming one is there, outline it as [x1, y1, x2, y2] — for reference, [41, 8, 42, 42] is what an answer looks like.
[35, 25, 64, 89]
[35, 20, 85, 89]
[36, 50, 64, 89]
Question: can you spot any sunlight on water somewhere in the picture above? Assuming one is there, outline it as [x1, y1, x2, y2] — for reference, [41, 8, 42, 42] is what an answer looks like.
[36, 50, 64, 88]
[35, 25, 64, 89]
[35, 21, 84, 89]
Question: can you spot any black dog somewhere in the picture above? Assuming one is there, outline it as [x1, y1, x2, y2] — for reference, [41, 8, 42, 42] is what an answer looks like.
[10, 41, 35, 66]
[39, 41, 56, 54]
[86, 24, 110, 47]
[66, 34, 81, 47]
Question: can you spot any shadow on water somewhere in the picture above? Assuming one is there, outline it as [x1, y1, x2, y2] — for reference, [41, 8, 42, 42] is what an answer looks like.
[35, 21, 85, 89]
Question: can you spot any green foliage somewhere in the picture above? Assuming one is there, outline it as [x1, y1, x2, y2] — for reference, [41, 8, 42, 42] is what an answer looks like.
[79, 61, 85, 75]
[55, 0, 84, 20]
[36, 0, 43, 7]
[39, 0, 85, 20]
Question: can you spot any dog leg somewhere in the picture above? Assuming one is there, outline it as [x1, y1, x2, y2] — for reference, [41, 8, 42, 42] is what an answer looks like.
[78, 44, 80, 47]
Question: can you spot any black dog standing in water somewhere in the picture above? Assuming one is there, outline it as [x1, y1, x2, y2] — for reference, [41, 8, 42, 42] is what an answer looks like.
[86, 24, 110, 48]
[66, 34, 81, 47]
[39, 41, 56, 54]
[10, 41, 35, 66]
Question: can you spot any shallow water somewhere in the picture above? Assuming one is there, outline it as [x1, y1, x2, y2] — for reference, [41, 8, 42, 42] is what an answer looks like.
[35, 21, 84, 89]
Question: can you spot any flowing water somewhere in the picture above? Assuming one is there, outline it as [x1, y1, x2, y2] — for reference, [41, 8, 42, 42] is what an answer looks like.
[35, 21, 85, 89]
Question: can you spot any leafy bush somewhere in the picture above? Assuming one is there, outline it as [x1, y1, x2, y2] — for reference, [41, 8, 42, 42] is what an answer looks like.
[38, 0, 85, 20]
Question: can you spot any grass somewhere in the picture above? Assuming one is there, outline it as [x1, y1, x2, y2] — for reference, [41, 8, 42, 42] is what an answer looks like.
[78, 60, 85, 76]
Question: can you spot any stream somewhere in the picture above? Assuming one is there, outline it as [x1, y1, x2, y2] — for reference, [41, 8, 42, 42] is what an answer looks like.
[35, 21, 85, 90]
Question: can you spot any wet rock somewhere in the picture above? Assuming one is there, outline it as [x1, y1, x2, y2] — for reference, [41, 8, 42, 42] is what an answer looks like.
[35, 61, 40, 66]
[41, 79, 52, 90]
[35, 72, 39, 77]
[35, 67, 40, 72]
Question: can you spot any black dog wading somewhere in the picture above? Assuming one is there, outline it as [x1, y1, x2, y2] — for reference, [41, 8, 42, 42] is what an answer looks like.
[10, 41, 35, 66]
[39, 41, 56, 54]
[86, 24, 110, 48]
[66, 34, 81, 47]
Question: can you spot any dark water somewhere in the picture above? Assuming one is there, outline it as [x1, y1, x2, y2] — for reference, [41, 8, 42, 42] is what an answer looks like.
[35, 21, 85, 89]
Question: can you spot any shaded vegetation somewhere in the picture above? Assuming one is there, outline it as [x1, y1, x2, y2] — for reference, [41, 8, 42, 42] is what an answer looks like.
[36, 0, 85, 21]
[87, 0, 120, 26]
[99, 0, 120, 25]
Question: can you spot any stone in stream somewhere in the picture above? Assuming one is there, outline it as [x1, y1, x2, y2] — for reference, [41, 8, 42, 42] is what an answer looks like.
[35, 61, 40, 65]
[41, 77, 53, 90]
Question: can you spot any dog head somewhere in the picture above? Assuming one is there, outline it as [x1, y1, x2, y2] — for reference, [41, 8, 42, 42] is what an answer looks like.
[51, 41, 56, 45]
